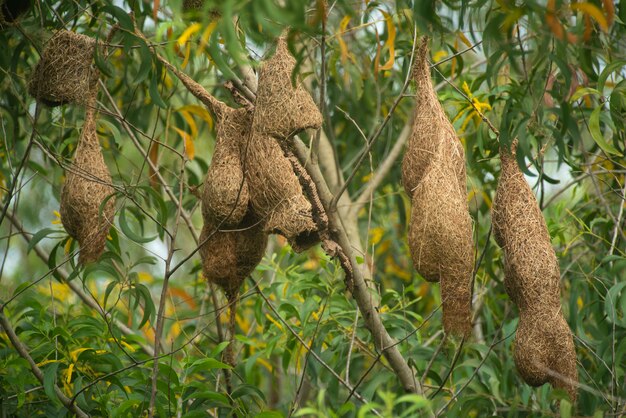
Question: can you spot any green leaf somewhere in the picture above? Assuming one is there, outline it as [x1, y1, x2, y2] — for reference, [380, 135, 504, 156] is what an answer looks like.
[569, 87, 601, 103]
[598, 60, 626, 92]
[43, 362, 61, 407]
[118, 206, 157, 243]
[589, 106, 622, 156]
[104, 5, 134, 31]
[27, 228, 60, 254]
[149, 71, 167, 108]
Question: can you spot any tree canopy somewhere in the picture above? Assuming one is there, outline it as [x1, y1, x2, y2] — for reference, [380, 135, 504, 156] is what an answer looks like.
[0, 0, 625, 417]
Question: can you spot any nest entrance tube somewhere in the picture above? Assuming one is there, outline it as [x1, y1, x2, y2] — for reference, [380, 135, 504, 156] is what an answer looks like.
[28, 30, 100, 107]
[492, 140, 578, 401]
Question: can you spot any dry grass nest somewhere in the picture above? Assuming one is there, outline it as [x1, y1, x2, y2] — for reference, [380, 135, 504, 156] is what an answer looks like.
[253, 36, 322, 139]
[492, 140, 578, 401]
[403, 37, 474, 336]
[202, 108, 252, 226]
[28, 30, 100, 107]
[60, 91, 116, 264]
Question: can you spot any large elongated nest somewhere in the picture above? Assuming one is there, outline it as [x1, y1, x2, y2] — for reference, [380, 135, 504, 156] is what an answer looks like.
[242, 130, 319, 252]
[28, 30, 100, 107]
[408, 138, 474, 336]
[202, 108, 251, 226]
[253, 37, 322, 139]
[492, 140, 578, 401]
[402, 38, 459, 198]
[60, 93, 116, 264]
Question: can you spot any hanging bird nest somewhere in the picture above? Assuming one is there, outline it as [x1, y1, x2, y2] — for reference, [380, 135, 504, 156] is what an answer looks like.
[402, 37, 474, 336]
[492, 140, 578, 401]
[407, 138, 474, 336]
[202, 108, 252, 226]
[253, 36, 322, 139]
[60, 89, 116, 264]
[28, 30, 100, 107]
[242, 130, 319, 252]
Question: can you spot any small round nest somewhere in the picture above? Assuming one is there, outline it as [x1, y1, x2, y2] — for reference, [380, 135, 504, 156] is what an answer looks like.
[60, 92, 116, 264]
[28, 30, 99, 107]
[492, 140, 578, 401]
[202, 108, 252, 226]
[253, 36, 322, 139]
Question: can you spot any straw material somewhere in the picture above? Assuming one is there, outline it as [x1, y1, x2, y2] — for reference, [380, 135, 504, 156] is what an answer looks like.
[242, 130, 319, 252]
[253, 36, 322, 139]
[28, 30, 99, 107]
[492, 140, 578, 401]
[199, 214, 267, 298]
[403, 37, 474, 336]
[60, 93, 115, 264]
[407, 137, 473, 336]
[202, 108, 251, 226]
[0, 0, 31, 25]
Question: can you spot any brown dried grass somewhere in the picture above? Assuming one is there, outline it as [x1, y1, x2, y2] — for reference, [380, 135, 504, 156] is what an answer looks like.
[403, 37, 474, 336]
[60, 91, 116, 264]
[408, 137, 474, 336]
[242, 130, 318, 252]
[492, 140, 578, 401]
[28, 30, 99, 107]
[253, 36, 322, 139]
[202, 108, 251, 226]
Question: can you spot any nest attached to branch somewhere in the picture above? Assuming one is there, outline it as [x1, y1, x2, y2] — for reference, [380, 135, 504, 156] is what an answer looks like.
[243, 130, 319, 252]
[407, 138, 474, 336]
[253, 36, 322, 139]
[60, 90, 116, 264]
[202, 108, 252, 226]
[28, 30, 100, 107]
[492, 140, 578, 401]
[402, 37, 474, 336]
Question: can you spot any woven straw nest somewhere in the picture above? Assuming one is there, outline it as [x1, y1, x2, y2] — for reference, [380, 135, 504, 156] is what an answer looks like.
[0, 0, 31, 25]
[199, 214, 267, 300]
[492, 140, 578, 401]
[243, 129, 319, 252]
[402, 37, 474, 336]
[253, 36, 322, 139]
[202, 107, 252, 226]
[60, 90, 116, 264]
[28, 30, 100, 107]
[407, 138, 474, 336]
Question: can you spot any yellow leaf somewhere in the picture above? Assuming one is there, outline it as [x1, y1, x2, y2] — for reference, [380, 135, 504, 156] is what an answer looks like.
[337, 15, 351, 65]
[66, 363, 75, 384]
[70, 348, 92, 362]
[178, 110, 198, 137]
[178, 22, 201, 47]
[197, 21, 218, 57]
[571, 2, 609, 32]
[52, 210, 62, 225]
[379, 11, 396, 71]
[178, 104, 213, 129]
[173, 127, 195, 160]
[64, 237, 73, 255]
[181, 42, 192, 69]
[432, 50, 448, 63]
[457, 31, 473, 49]
[265, 313, 284, 332]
